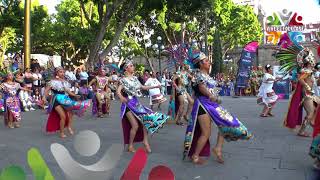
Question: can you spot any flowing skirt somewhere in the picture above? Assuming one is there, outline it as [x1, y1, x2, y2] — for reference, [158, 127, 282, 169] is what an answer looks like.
[283, 82, 303, 129]
[48, 94, 91, 116]
[4, 96, 21, 125]
[120, 97, 168, 144]
[46, 110, 70, 133]
[46, 94, 91, 133]
[257, 85, 278, 106]
[183, 96, 252, 160]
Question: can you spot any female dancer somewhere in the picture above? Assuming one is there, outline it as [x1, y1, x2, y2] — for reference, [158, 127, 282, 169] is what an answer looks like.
[257, 64, 280, 117]
[43, 67, 91, 138]
[116, 60, 168, 153]
[275, 46, 320, 137]
[89, 67, 112, 117]
[183, 52, 252, 164]
[172, 74, 193, 126]
[0, 72, 32, 128]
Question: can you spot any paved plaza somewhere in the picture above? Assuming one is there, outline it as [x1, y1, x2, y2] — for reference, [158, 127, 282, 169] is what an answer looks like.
[0, 97, 320, 180]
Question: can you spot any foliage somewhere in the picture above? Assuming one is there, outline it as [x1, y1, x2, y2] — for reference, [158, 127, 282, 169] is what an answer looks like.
[135, 63, 145, 75]
[211, 29, 222, 75]
[0, 0, 262, 72]
[0, 27, 16, 67]
[0, 0, 22, 37]
[219, 4, 263, 55]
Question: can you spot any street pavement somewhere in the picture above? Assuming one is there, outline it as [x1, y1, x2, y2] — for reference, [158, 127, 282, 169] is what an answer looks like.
[0, 96, 319, 180]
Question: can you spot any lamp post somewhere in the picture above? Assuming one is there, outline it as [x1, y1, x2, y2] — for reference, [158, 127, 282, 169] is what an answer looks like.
[153, 36, 164, 74]
[24, 0, 31, 69]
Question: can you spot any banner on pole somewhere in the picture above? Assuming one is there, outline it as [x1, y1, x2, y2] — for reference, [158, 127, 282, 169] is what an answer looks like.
[235, 41, 259, 88]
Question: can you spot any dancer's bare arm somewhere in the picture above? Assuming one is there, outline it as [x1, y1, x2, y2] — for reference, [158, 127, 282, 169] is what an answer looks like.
[116, 85, 127, 103]
[198, 83, 217, 102]
[42, 85, 51, 102]
[141, 84, 161, 91]
[88, 78, 96, 87]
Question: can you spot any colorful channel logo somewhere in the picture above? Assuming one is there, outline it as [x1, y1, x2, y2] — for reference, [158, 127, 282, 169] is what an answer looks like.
[0, 130, 175, 180]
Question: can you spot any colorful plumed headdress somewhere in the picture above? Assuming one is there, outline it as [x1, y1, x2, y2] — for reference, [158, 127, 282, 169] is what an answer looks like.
[118, 59, 133, 74]
[183, 44, 206, 69]
[275, 43, 316, 74]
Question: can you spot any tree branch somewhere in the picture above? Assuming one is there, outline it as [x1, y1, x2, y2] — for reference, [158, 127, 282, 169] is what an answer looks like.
[79, 0, 95, 27]
[100, 0, 137, 58]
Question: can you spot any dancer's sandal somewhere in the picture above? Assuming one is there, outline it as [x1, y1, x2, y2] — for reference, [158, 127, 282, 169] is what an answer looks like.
[143, 143, 152, 153]
[176, 121, 184, 126]
[8, 122, 14, 129]
[297, 132, 311, 137]
[14, 123, 20, 128]
[212, 148, 224, 164]
[68, 127, 74, 135]
[191, 155, 206, 165]
[128, 146, 136, 153]
[59, 132, 67, 138]
[260, 114, 268, 117]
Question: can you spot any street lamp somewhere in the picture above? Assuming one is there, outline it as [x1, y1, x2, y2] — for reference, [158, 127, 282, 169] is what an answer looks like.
[153, 36, 164, 74]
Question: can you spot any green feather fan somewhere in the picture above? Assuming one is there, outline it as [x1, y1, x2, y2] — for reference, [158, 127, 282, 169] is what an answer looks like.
[274, 44, 304, 75]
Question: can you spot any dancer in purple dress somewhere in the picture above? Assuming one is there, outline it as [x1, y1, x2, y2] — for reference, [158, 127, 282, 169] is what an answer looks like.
[116, 60, 169, 153]
[183, 52, 252, 164]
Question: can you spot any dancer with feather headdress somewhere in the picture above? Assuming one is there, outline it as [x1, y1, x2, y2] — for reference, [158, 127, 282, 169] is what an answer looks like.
[276, 45, 320, 137]
[275, 41, 320, 169]
[182, 51, 252, 165]
[116, 60, 169, 153]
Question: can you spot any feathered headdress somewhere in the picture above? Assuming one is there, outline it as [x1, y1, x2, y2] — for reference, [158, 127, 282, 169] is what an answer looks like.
[275, 43, 315, 75]
[183, 44, 206, 69]
[106, 63, 120, 73]
[118, 60, 133, 74]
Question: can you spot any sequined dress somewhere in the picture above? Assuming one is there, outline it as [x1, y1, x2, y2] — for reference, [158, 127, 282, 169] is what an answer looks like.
[183, 70, 252, 159]
[0, 82, 22, 125]
[119, 76, 169, 144]
[46, 79, 91, 133]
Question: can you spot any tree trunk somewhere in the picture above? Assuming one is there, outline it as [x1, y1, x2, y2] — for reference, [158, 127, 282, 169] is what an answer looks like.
[145, 57, 155, 72]
[87, 20, 107, 66]
[100, 22, 125, 59]
[211, 29, 223, 76]
[100, 0, 138, 60]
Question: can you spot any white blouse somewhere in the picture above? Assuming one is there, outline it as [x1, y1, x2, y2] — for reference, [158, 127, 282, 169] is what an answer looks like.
[261, 73, 275, 93]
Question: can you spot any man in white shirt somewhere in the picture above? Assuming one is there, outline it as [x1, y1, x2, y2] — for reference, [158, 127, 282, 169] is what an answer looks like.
[65, 67, 77, 82]
[144, 72, 166, 110]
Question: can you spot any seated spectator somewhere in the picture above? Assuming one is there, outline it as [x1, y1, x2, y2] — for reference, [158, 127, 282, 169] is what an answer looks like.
[79, 83, 89, 100]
